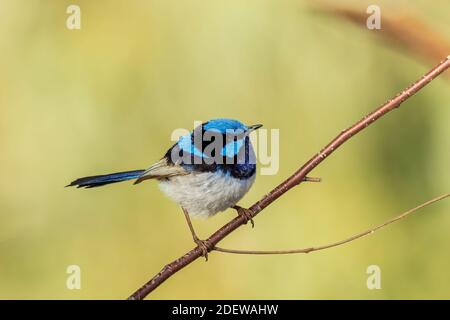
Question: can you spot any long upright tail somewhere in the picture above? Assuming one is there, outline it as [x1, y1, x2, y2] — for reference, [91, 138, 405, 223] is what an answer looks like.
[66, 169, 145, 188]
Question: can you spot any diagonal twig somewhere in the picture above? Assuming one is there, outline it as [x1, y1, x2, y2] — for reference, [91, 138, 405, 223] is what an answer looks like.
[128, 56, 450, 300]
[214, 193, 450, 255]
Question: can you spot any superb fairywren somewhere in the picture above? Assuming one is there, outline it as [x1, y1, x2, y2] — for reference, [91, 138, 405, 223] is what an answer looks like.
[67, 118, 262, 258]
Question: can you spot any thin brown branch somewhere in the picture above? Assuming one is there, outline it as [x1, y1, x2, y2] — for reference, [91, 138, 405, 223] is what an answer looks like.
[128, 56, 450, 300]
[214, 193, 450, 255]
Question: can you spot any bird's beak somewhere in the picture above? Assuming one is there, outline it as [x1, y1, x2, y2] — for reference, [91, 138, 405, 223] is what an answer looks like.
[247, 124, 263, 132]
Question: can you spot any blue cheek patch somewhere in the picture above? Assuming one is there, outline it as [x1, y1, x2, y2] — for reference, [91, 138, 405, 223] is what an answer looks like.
[178, 134, 208, 158]
[177, 129, 246, 160]
[221, 139, 244, 157]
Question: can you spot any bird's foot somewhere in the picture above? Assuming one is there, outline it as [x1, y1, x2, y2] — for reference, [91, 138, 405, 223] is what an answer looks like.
[233, 205, 254, 228]
[193, 236, 211, 261]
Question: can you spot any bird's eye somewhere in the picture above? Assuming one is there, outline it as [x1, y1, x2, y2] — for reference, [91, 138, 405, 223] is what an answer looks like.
[225, 130, 245, 143]
[234, 128, 246, 136]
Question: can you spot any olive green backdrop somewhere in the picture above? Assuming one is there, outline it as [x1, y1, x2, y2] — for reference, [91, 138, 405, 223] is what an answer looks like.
[0, 0, 449, 299]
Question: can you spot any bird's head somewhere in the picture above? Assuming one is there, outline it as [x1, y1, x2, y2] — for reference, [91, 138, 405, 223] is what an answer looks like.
[200, 119, 262, 155]
[174, 118, 262, 164]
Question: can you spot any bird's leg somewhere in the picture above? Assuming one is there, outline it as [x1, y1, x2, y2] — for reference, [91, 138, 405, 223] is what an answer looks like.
[181, 207, 210, 261]
[233, 205, 254, 228]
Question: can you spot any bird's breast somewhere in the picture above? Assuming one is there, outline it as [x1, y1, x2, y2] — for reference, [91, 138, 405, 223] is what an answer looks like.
[158, 171, 255, 219]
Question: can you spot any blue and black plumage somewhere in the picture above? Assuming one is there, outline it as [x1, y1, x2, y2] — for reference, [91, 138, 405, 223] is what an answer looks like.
[67, 170, 145, 188]
[67, 118, 262, 219]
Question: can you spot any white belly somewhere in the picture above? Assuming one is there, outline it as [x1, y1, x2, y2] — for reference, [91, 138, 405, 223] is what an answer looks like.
[158, 171, 255, 219]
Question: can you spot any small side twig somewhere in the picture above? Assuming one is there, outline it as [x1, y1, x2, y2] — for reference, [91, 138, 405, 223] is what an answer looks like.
[128, 56, 450, 300]
[214, 193, 450, 255]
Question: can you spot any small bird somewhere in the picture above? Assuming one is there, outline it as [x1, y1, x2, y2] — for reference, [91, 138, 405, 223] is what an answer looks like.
[67, 118, 262, 259]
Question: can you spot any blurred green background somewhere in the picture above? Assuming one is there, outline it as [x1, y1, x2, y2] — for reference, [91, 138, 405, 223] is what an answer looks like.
[0, 0, 449, 299]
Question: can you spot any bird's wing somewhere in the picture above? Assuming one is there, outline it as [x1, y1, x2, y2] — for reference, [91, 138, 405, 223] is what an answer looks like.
[134, 158, 188, 184]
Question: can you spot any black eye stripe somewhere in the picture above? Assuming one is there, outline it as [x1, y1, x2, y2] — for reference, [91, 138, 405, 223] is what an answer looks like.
[166, 136, 256, 179]
[190, 126, 243, 153]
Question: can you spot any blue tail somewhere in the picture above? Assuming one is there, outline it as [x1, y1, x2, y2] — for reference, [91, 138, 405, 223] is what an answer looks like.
[66, 169, 145, 188]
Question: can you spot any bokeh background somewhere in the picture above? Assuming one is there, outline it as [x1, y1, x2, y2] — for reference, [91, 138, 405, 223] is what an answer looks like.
[0, 0, 449, 299]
